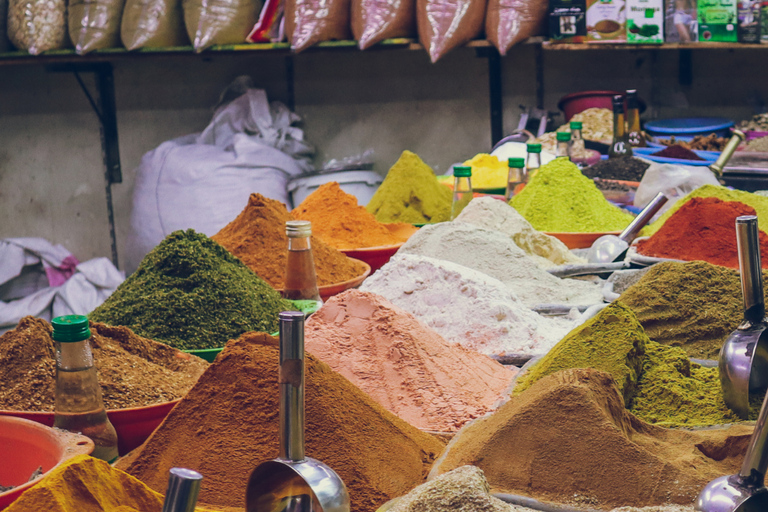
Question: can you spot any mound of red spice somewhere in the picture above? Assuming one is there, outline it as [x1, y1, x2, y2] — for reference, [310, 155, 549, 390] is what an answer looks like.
[650, 145, 705, 161]
[636, 197, 768, 269]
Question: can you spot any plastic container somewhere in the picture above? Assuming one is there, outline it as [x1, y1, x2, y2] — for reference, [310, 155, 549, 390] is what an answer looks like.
[544, 231, 623, 249]
[0, 400, 177, 456]
[558, 91, 647, 121]
[644, 117, 734, 141]
[632, 147, 718, 166]
[0, 416, 93, 510]
[745, 130, 768, 141]
[287, 170, 382, 209]
[341, 244, 402, 273]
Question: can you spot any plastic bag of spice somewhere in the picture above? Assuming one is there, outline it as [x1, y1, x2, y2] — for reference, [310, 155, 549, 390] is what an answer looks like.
[183, 0, 261, 51]
[69, 0, 127, 54]
[285, 0, 352, 51]
[7, 0, 69, 55]
[417, 0, 487, 63]
[634, 162, 720, 215]
[485, 0, 547, 55]
[351, 0, 416, 49]
[121, 0, 189, 49]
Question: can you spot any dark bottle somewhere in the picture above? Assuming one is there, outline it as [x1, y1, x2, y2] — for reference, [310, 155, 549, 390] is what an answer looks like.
[283, 220, 322, 302]
[52, 315, 119, 463]
[626, 90, 645, 148]
[609, 95, 633, 158]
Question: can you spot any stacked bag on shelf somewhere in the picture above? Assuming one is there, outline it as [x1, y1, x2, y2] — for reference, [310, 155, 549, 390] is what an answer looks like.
[2, 0, 547, 59]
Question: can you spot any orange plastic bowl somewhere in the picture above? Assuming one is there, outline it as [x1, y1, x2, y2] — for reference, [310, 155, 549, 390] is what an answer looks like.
[0, 416, 93, 510]
[317, 260, 371, 301]
[341, 244, 402, 273]
[0, 400, 179, 456]
[544, 231, 622, 249]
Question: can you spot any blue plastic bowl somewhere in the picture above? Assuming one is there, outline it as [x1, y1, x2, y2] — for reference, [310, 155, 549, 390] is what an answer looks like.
[632, 147, 718, 166]
[644, 117, 734, 141]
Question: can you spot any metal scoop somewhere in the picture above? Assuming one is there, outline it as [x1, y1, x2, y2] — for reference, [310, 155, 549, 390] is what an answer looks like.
[719, 216, 768, 419]
[709, 129, 746, 177]
[695, 387, 768, 511]
[245, 311, 350, 512]
[586, 192, 668, 264]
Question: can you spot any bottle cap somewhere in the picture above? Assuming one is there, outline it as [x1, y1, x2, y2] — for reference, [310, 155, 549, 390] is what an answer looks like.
[286, 220, 312, 238]
[570, 121, 583, 130]
[527, 143, 542, 153]
[626, 89, 639, 109]
[453, 166, 472, 177]
[51, 315, 91, 343]
[612, 95, 625, 113]
[508, 157, 525, 168]
[556, 131, 571, 141]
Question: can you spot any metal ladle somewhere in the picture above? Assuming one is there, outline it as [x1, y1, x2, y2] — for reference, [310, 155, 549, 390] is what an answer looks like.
[245, 311, 350, 512]
[719, 216, 768, 419]
[586, 192, 668, 264]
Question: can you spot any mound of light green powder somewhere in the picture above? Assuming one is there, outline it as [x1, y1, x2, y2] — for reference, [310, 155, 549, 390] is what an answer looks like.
[510, 157, 634, 232]
[89, 229, 296, 351]
[366, 150, 452, 224]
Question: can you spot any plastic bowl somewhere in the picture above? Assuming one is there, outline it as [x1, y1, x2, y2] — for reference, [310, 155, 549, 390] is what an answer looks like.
[644, 117, 734, 140]
[0, 416, 93, 510]
[318, 260, 371, 301]
[544, 231, 623, 249]
[0, 400, 178, 456]
[342, 244, 402, 273]
[745, 130, 768, 141]
[632, 147, 718, 166]
[558, 91, 646, 121]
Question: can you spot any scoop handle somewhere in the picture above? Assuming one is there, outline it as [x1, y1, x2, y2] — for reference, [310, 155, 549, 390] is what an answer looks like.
[618, 192, 668, 244]
[739, 382, 768, 485]
[279, 311, 306, 462]
[737, 216, 765, 325]
[710, 129, 745, 177]
[162, 468, 203, 512]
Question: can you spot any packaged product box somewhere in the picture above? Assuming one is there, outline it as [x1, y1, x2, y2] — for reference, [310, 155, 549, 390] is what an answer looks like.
[666, 0, 698, 41]
[626, 0, 664, 42]
[762, 1, 768, 41]
[587, 0, 627, 42]
[737, 0, 761, 42]
[698, 0, 737, 41]
[549, 0, 588, 43]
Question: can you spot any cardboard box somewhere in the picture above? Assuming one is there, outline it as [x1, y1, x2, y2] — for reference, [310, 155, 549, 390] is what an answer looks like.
[698, 0, 738, 41]
[587, 0, 627, 42]
[762, 1, 768, 41]
[627, 0, 664, 42]
[738, 0, 761, 42]
[549, 0, 588, 42]
[666, 0, 698, 41]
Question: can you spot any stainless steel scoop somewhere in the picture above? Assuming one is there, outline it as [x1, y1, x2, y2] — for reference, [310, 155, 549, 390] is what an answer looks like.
[586, 192, 668, 264]
[719, 216, 768, 419]
[245, 311, 350, 512]
[695, 389, 768, 511]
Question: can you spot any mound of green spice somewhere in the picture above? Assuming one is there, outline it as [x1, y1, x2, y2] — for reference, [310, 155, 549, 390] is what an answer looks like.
[90, 230, 296, 351]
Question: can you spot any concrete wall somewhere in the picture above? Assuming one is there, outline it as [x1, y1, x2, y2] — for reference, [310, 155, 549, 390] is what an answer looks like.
[0, 44, 766, 273]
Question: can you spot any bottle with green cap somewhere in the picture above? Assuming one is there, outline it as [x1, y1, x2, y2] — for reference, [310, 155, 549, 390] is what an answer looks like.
[450, 165, 473, 220]
[556, 131, 571, 159]
[526, 143, 542, 178]
[569, 121, 586, 159]
[52, 315, 118, 463]
[505, 158, 527, 201]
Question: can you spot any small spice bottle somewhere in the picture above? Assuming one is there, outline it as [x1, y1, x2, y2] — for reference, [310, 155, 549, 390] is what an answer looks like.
[526, 143, 542, 178]
[505, 158, 527, 201]
[451, 165, 473, 220]
[283, 220, 321, 302]
[556, 131, 571, 158]
[609, 95, 633, 159]
[569, 121, 586, 158]
[625, 90, 645, 147]
[52, 315, 119, 463]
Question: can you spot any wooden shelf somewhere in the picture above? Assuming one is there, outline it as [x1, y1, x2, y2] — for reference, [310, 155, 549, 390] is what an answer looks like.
[542, 41, 768, 50]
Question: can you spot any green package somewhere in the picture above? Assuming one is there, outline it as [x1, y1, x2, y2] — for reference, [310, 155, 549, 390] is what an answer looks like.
[627, 0, 664, 42]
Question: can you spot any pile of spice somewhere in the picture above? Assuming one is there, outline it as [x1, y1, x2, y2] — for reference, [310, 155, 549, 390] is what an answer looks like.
[742, 135, 768, 152]
[514, 302, 754, 426]
[5, 455, 168, 512]
[659, 134, 728, 151]
[462, 153, 508, 189]
[291, 182, 414, 250]
[644, 185, 768, 236]
[649, 145, 705, 161]
[454, 197, 585, 268]
[619, 261, 768, 359]
[366, 150, 452, 224]
[212, 193, 368, 287]
[89, 229, 296, 351]
[739, 112, 768, 131]
[117, 331, 444, 512]
[0, 317, 208, 411]
[534, 108, 614, 151]
[399, 223, 603, 307]
[635, 197, 768, 269]
[360, 254, 574, 356]
[305, 290, 516, 432]
[581, 155, 650, 182]
[509, 158, 635, 233]
[433, 367, 753, 510]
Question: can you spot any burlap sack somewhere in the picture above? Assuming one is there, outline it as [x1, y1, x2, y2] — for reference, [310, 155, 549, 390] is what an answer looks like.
[417, 0, 486, 63]
[121, 0, 189, 49]
[486, 0, 547, 55]
[351, 0, 416, 49]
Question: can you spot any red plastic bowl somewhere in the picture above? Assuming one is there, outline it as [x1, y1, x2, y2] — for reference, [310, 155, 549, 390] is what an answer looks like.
[558, 91, 647, 122]
[342, 244, 402, 273]
[0, 400, 179, 456]
[0, 416, 93, 510]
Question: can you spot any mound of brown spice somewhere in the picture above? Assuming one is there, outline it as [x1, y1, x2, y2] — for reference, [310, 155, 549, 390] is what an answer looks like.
[0, 317, 208, 411]
[212, 193, 368, 288]
[116, 331, 445, 512]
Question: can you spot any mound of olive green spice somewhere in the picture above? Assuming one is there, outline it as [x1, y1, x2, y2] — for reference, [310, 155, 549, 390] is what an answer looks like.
[366, 150, 452, 224]
[510, 157, 634, 232]
[514, 302, 755, 426]
[90, 230, 296, 351]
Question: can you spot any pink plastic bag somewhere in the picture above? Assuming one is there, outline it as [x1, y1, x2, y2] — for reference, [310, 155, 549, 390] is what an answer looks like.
[285, 0, 352, 51]
[351, 0, 416, 49]
[486, 0, 546, 55]
[417, 0, 486, 63]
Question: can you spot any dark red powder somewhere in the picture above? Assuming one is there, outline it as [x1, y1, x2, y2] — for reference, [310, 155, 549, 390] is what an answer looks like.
[637, 197, 768, 269]
[650, 145, 705, 161]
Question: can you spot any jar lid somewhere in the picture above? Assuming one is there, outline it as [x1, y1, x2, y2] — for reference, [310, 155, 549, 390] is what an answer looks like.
[527, 143, 542, 153]
[51, 315, 91, 343]
[286, 220, 312, 238]
[556, 132, 571, 141]
[453, 166, 472, 177]
[508, 157, 525, 168]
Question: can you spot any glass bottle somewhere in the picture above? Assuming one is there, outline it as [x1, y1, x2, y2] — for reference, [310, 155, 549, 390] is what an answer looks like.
[450, 165, 473, 220]
[52, 315, 119, 463]
[569, 121, 586, 158]
[526, 143, 542, 178]
[505, 158, 527, 201]
[626, 90, 645, 148]
[283, 220, 321, 303]
[556, 131, 571, 158]
[608, 95, 633, 158]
